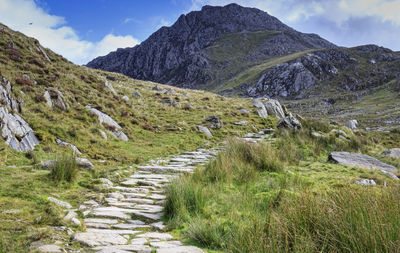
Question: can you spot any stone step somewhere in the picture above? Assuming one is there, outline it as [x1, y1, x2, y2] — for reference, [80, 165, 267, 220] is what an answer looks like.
[112, 186, 149, 193]
[111, 223, 150, 230]
[136, 166, 194, 173]
[122, 198, 154, 205]
[133, 212, 163, 221]
[84, 218, 119, 224]
[93, 245, 151, 253]
[86, 229, 140, 235]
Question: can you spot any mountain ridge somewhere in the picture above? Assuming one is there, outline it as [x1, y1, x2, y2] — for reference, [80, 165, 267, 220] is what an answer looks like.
[87, 4, 336, 89]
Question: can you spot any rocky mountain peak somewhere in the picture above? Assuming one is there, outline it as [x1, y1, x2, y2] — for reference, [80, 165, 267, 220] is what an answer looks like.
[87, 4, 336, 88]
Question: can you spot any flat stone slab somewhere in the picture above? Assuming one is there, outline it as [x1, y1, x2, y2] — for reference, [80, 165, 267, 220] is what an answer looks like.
[157, 246, 204, 253]
[151, 221, 166, 230]
[148, 194, 166, 200]
[137, 232, 173, 240]
[73, 232, 127, 246]
[84, 218, 119, 224]
[122, 193, 147, 198]
[133, 212, 163, 221]
[47, 197, 72, 209]
[90, 210, 131, 220]
[382, 148, 400, 159]
[93, 245, 152, 253]
[136, 166, 194, 173]
[328, 152, 398, 172]
[37, 244, 62, 252]
[86, 223, 111, 229]
[133, 204, 163, 213]
[122, 198, 154, 205]
[112, 186, 149, 193]
[150, 241, 182, 248]
[111, 223, 150, 229]
[86, 229, 140, 235]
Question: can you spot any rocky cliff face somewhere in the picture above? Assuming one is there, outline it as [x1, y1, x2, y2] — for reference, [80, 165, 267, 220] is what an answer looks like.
[87, 4, 335, 88]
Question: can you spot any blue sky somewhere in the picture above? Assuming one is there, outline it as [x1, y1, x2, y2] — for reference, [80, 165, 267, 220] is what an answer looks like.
[1, 0, 400, 65]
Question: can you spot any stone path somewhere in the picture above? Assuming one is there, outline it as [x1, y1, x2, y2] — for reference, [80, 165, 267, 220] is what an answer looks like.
[71, 148, 220, 253]
[43, 131, 273, 252]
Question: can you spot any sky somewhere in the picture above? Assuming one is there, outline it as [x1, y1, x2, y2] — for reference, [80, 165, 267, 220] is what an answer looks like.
[1, 0, 399, 65]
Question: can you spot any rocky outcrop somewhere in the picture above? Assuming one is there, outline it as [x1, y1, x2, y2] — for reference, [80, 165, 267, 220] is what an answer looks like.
[87, 4, 335, 88]
[247, 52, 340, 98]
[277, 116, 302, 130]
[44, 89, 68, 111]
[56, 139, 82, 155]
[204, 116, 222, 129]
[382, 148, 400, 159]
[264, 99, 285, 118]
[345, 119, 358, 130]
[86, 106, 128, 141]
[328, 152, 398, 175]
[0, 77, 21, 112]
[105, 80, 117, 96]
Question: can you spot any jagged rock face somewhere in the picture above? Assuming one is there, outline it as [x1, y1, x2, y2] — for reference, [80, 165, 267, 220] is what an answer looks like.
[87, 4, 335, 88]
[247, 52, 342, 98]
[0, 107, 39, 152]
[0, 77, 39, 152]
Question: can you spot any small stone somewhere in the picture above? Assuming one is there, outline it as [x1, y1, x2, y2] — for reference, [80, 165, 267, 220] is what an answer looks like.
[355, 179, 376, 186]
[47, 197, 72, 209]
[132, 92, 142, 98]
[122, 96, 129, 102]
[37, 244, 62, 253]
[71, 217, 81, 226]
[234, 121, 248, 126]
[345, 119, 358, 130]
[196, 125, 213, 138]
[63, 211, 77, 222]
[2, 209, 21, 214]
[100, 178, 113, 186]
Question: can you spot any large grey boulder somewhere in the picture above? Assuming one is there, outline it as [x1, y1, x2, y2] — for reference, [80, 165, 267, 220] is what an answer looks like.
[252, 99, 268, 118]
[264, 99, 285, 118]
[39, 158, 94, 171]
[105, 80, 117, 95]
[86, 106, 128, 141]
[0, 77, 21, 112]
[56, 139, 81, 155]
[328, 152, 398, 173]
[382, 148, 400, 159]
[345, 119, 358, 130]
[43, 89, 68, 111]
[0, 107, 39, 152]
[204, 115, 222, 129]
[277, 116, 302, 130]
[196, 125, 213, 138]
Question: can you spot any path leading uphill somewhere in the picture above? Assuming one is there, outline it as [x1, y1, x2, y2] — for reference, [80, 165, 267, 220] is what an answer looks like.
[46, 132, 272, 253]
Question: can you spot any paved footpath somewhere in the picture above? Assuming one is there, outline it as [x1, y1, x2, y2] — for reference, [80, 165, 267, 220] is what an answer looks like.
[53, 131, 270, 253]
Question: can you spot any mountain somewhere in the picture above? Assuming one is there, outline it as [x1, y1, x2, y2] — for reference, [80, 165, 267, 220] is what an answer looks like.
[87, 4, 400, 128]
[87, 4, 335, 90]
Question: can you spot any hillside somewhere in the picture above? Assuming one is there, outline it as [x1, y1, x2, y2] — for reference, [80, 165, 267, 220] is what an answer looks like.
[0, 23, 275, 252]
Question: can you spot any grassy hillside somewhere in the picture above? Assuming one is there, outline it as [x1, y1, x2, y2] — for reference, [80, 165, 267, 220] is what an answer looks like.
[165, 121, 400, 252]
[0, 24, 274, 252]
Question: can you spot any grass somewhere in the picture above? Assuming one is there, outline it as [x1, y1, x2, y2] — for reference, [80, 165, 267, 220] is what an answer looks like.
[49, 153, 79, 184]
[165, 119, 400, 252]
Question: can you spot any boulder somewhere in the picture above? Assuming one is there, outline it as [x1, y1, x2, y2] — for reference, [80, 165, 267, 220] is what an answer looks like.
[132, 91, 142, 98]
[39, 158, 94, 171]
[355, 179, 376, 186]
[153, 85, 167, 92]
[0, 107, 39, 152]
[37, 244, 62, 253]
[345, 119, 358, 130]
[204, 115, 222, 129]
[382, 148, 400, 159]
[328, 152, 398, 173]
[277, 116, 302, 130]
[105, 80, 117, 95]
[43, 89, 68, 111]
[47, 197, 72, 209]
[56, 139, 81, 155]
[121, 96, 129, 102]
[252, 99, 268, 118]
[161, 97, 178, 107]
[196, 126, 213, 138]
[86, 106, 128, 141]
[264, 99, 285, 118]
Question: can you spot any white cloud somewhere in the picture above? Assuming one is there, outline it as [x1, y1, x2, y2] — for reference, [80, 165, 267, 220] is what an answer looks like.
[0, 0, 140, 65]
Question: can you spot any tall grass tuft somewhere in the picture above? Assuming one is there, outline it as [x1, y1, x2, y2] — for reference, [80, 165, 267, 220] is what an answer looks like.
[49, 153, 79, 184]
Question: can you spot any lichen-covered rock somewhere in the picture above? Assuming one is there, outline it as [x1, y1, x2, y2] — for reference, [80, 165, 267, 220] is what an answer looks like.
[196, 125, 213, 138]
[382, 148, 400, 159]
[0, 107, 39, 152]
[264, 99, 285, 118]
[252, 99, 268, 118]
[43, 89, 68, 111]
[328, 151, 398, 173]
[56, 139, 81, 155]
[345, 119, 358, 130]
[204, 115, 222, 129]
[277, 116, 302, 130]
[105, 80, 117, 95]
[86, 106, 128, 141]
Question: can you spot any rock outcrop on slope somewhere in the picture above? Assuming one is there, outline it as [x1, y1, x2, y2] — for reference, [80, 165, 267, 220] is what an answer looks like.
[0, 77, 39, 152]
[87, 4, 335, 89]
